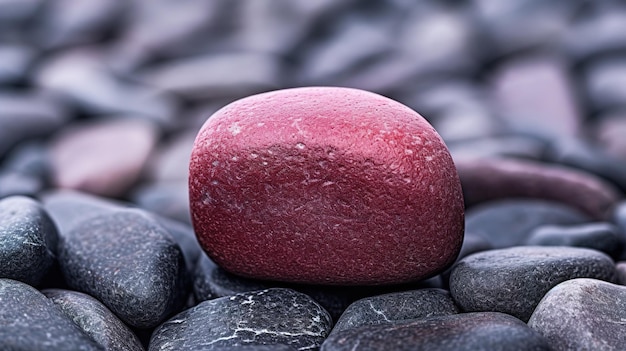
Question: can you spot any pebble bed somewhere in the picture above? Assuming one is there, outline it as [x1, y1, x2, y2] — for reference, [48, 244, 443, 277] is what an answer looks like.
[1, 1, 626, 350]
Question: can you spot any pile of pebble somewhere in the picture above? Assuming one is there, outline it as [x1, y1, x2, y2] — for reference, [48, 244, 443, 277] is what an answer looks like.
[2, 0, 626, 350]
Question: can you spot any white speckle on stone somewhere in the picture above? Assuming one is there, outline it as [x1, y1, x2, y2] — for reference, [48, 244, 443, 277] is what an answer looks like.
[262, 161, 268, 166]
[425, 156, 433, 161]
[322, 181, 335, 187]
[231, 156, 239, 161]
[228, 123, 242, 136]
[405, 149, 413, 155]
[295, 142, 306, 149]
[211, 180, 219, 186]
[212, 160, 220, 167]
[250, 152, 258, 159]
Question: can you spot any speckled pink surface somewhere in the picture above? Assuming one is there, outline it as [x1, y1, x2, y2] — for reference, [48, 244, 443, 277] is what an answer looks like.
[189, 87, 464, 285]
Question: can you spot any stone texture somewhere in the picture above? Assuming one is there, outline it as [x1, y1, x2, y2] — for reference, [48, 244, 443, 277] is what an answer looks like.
[58, 208, 188, 329]
[528, 278, 626, 351]
[189, 87, 464, 285]
[333, 289, 459, 333]
[526, 222, 625, 259]
[43, 289, 144, 351]
[457, 157, 621, 220]
[0, 196, 57, 286]
[322, 312, 550, 351]
[0, 278, 102, 351]
[465, 199, 590, 249]
[49, 118, 158, 197]
[449, 246, 616, 322]
[149, 288, 332, 351]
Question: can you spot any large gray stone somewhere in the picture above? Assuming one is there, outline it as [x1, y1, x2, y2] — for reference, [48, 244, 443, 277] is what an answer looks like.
[449, 246, 616, 322]
[149, 288, 332, 351]
[0, 196, 57, 286]
[58, 208, 188, 329]
[322, 312, 550, 351]
[43, 289, 144, 351]
[529, 278, 626, 351]
[0, 279, 102, 351]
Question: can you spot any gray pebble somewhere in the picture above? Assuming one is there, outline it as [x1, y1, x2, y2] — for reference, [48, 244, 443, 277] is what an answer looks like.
[616, 262, 626, 285]
[58, 208, 188, 329]
[584, 56, 626, 112]
[0, 44, 34, 83]
[149, 288, 332, 351]
[526, 222, 625, 259]
[528, 278, 626, 351]
[333, 289, 459, 333]
[449, 246, 616, 322]
[465, 199, 590, 249]
[0, 278, 102, 350]
[0, 196, 57, 286]
[132, 182, 191, 224]
[43, 289, 144, 351]
[322, 312, 550, 351]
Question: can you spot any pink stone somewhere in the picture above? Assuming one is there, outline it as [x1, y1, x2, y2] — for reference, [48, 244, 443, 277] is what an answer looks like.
[189, 87, 464, 285]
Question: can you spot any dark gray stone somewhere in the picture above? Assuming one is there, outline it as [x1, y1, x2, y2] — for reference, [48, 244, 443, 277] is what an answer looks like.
[0, 196, 57, 286]
[132, 182, 191, 224]
[465, 199, 590, 249]
[193, 254, 363, 321]
[457, 232, 493, 260]
[526, 222, 625, 259]
[153, 215, 201, 273]
[448, 135, 547, 162]
[321, 312, 550, 351]
[0, 278, 103, 350]
[1, 141, 50, 179]
[58, 208, 188, 329]
[0, 0, 43, 23]
[43, 289, 144, 351]
[149, 288, 332, 351]
[565, 8, 626, 62]
[528, 278, 626, 351]
[333, 289, 459, 333]
[449, 246, 616, 322]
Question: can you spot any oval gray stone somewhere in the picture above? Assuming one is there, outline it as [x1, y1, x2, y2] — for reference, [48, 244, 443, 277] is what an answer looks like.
[43, 289, 144, 351]
[525, 222, 625, 259]
[528, 278, 626, 351]
[322, 312, 550, 351]
[449, 246, 616, 322]
[149, 288, 332, 351]
[333, 288, 459, 333]
[58, 208, 188, 329]
[465, 199, 590, 248]
[0, 279, 102, 350]
[0, 196, 57, 286]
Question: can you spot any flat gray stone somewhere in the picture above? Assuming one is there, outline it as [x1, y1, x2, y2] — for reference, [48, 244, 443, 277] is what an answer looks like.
[526, 222, 625, 259]
[0, 196, 57, 286]
[333, 289, 459, 333]
[322, 312, 550, 351]
[465, 199, 590, 248]
[149, 288, 332, 351]
[449, 246, 616, 322]
[43, 289, 144, 351]
[0, 279, 102, 351]
[529, 278, 626, 351]
[58, 208, 188, 329]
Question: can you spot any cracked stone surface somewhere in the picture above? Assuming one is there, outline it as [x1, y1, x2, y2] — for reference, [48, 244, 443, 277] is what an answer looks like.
[332, 288, 460, 333]
[43, 289, 144, 351]
[449, 246, 616, 322]
[0, 279, 103, 351]
[529, 278, 626, 351]
[0, 196, 57, 286]
[57, 208, 188, 329]
[149, 288, 332, 351]
[321, 312, 550, 351]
